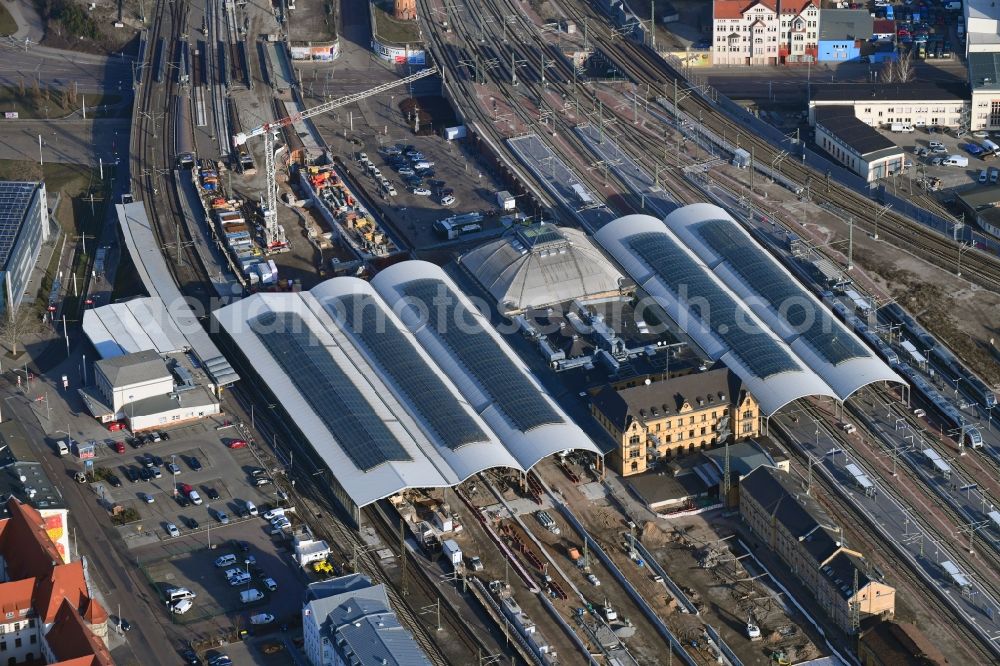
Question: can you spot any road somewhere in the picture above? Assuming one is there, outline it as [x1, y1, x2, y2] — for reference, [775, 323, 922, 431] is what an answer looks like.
[0, 38, 134, 92]
[0, 118, 129, 166]
[1, 357, 179, 666]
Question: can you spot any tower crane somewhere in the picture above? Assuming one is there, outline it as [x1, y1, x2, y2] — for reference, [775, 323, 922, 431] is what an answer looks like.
[233, 66, 439, 250]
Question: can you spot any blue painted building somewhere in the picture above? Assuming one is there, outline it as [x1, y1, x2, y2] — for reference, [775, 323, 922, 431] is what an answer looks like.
[818, 9, 873, 62]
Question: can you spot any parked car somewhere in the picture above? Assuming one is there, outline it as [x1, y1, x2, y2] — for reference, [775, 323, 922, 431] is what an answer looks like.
[990, 167, 999, 183]
[964, 143, 983, 155]
[411, 187, 432, 196]
[124, 467, 138, 483]
[227, 439, 248, 449]
[250, 613, 275, 625]
[140, 493, 155, 504]
[166, 463, 181, 475]
[166, 523, 180, 538]
[108, 421, 127, 432]
[107, 474, 122, 488]
[205, 487, 220, 500]
[253, 477, 272, 487]
[111, 441, 126, 454]
[188, 490, 203, 505]
[151, 466, 163, 479]
[180, 648, 202, 665]
[929, 140, 945, 150]
[188, 457, 202, 471]
[441, 194, 456, 206]
[138, 467, 152, 482]
[396, 167, 415, 176]
[213, 509, 230, 525]
[979, 168, 988, 183]
[184, 516, 199, 529]
[263, 577, 278, 591]
[974, 130, 990, 138]
[171, 599, 193, 614]
[175, 494, 190, 508]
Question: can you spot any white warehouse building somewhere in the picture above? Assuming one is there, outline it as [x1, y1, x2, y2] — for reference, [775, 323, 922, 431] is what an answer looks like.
[813, 107, 905, 183]
[808, 83, 969, 130]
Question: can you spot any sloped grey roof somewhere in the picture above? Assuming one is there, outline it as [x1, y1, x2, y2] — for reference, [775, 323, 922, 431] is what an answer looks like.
[460, 223, 625, 312]
[303, 576, 430, 666]
[95, 350, 170, 387]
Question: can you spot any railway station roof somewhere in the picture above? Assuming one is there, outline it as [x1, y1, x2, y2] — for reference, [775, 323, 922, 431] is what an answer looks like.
[459, 223, 626, 313]
[213, 264, 600, 509]
[372, 261, 602, 468]
[595, 214, 837, 415]
[661, 203, 902, 401]
[116, 203, 239, 387]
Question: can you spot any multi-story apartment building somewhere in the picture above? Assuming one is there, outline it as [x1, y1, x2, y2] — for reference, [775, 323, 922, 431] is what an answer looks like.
[0, 498, 110, 665]
[591, 367, 760, 476]
[740, 466, 896, 633]
[713, 0, 820, 66]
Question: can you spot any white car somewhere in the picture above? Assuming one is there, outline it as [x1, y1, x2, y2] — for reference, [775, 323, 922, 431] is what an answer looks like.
[228, 572, 252, 586]
[250, 613, 275, 625]
[166, 523, 180, 538]
[224, 568, 244, 579]
[929, 140, 945, 150]
[411, 187, 432, 196]
[263, 577, 278, 591]
[587, 574, 601, 586]
[440, 194, 456, 206]
[980, 169, 989, 183]
[262, 508, 286, 521]
[171, 598, 193, 614]
[974, 130, 990, 138]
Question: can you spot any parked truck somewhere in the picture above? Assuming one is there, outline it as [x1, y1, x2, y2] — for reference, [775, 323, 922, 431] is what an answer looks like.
[442, 539, 462, 568]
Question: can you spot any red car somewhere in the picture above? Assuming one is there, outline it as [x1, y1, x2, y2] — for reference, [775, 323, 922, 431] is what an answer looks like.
[112, 441, 125, 454]
[107, 421, 126, 432]
[178, 483, 193, 495]
[227, 439, 248, 449]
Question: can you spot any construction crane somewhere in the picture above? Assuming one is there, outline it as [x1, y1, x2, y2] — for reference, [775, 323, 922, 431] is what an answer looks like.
[233, 66, 439, 250]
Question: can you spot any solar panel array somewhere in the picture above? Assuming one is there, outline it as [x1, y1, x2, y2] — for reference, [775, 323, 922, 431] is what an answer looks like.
[627, 232, 800, 379]
[252, 311, 412, 471]
[0, 183, 38, 266]
[333, 294, 488, 451]
[693, 219, 868, 366]
[398, 279, 564, 432]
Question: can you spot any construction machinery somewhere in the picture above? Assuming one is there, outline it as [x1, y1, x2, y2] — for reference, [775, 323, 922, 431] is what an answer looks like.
[232, 67, 439, 250]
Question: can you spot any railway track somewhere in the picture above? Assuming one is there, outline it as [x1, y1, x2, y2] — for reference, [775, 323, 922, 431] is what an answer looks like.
[560, 0, 1000, 292]
[770, 415, 1000, 665]
[795, 399, 1000, 657]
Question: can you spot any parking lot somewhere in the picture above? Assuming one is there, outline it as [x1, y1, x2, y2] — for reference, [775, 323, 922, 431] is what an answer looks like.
[85, 421, 286, 546]
[875, 126, 1000, 191]
[136, 518, 306, 626]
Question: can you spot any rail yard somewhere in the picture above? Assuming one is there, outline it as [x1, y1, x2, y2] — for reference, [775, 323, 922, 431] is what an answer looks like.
[0, 0, 998, 664]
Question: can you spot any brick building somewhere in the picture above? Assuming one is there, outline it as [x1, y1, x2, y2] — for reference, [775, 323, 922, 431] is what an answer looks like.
[740, 466, 895, 633]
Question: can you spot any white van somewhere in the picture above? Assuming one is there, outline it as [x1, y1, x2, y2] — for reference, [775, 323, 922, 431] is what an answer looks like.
[165, 587, 196, 603]
[240, 589, 264, 604]
[890, 123, 915, 133]
[171, 598, 193, 614]
[244, 500, 258, 517]
[982, 139, 1000, 154]
[56, 441, 69, 456]
[942, 155, 969, 167]
[214, 554, 238, 568]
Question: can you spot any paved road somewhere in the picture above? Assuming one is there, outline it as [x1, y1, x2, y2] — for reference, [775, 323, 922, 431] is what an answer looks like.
[2, 363, 179, 666]
[0, 118, 129, 166]
[0, 38, 134, 92]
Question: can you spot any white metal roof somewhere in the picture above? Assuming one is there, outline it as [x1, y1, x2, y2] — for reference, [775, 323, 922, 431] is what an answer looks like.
[371, 260, 602, 469]
[661, 204, 902, 400]
[82, 297, 189, 359]
[594, 214, 839, 416]
[213, 266, 599, 509]
[116, 203, 239, 386]
[459, 224, 624, 312]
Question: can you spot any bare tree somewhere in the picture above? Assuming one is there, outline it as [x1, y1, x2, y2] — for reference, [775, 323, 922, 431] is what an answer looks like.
[0, 306, 36, 357]
[880, 58, 896, 83]
[894, 50, 915, 83]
